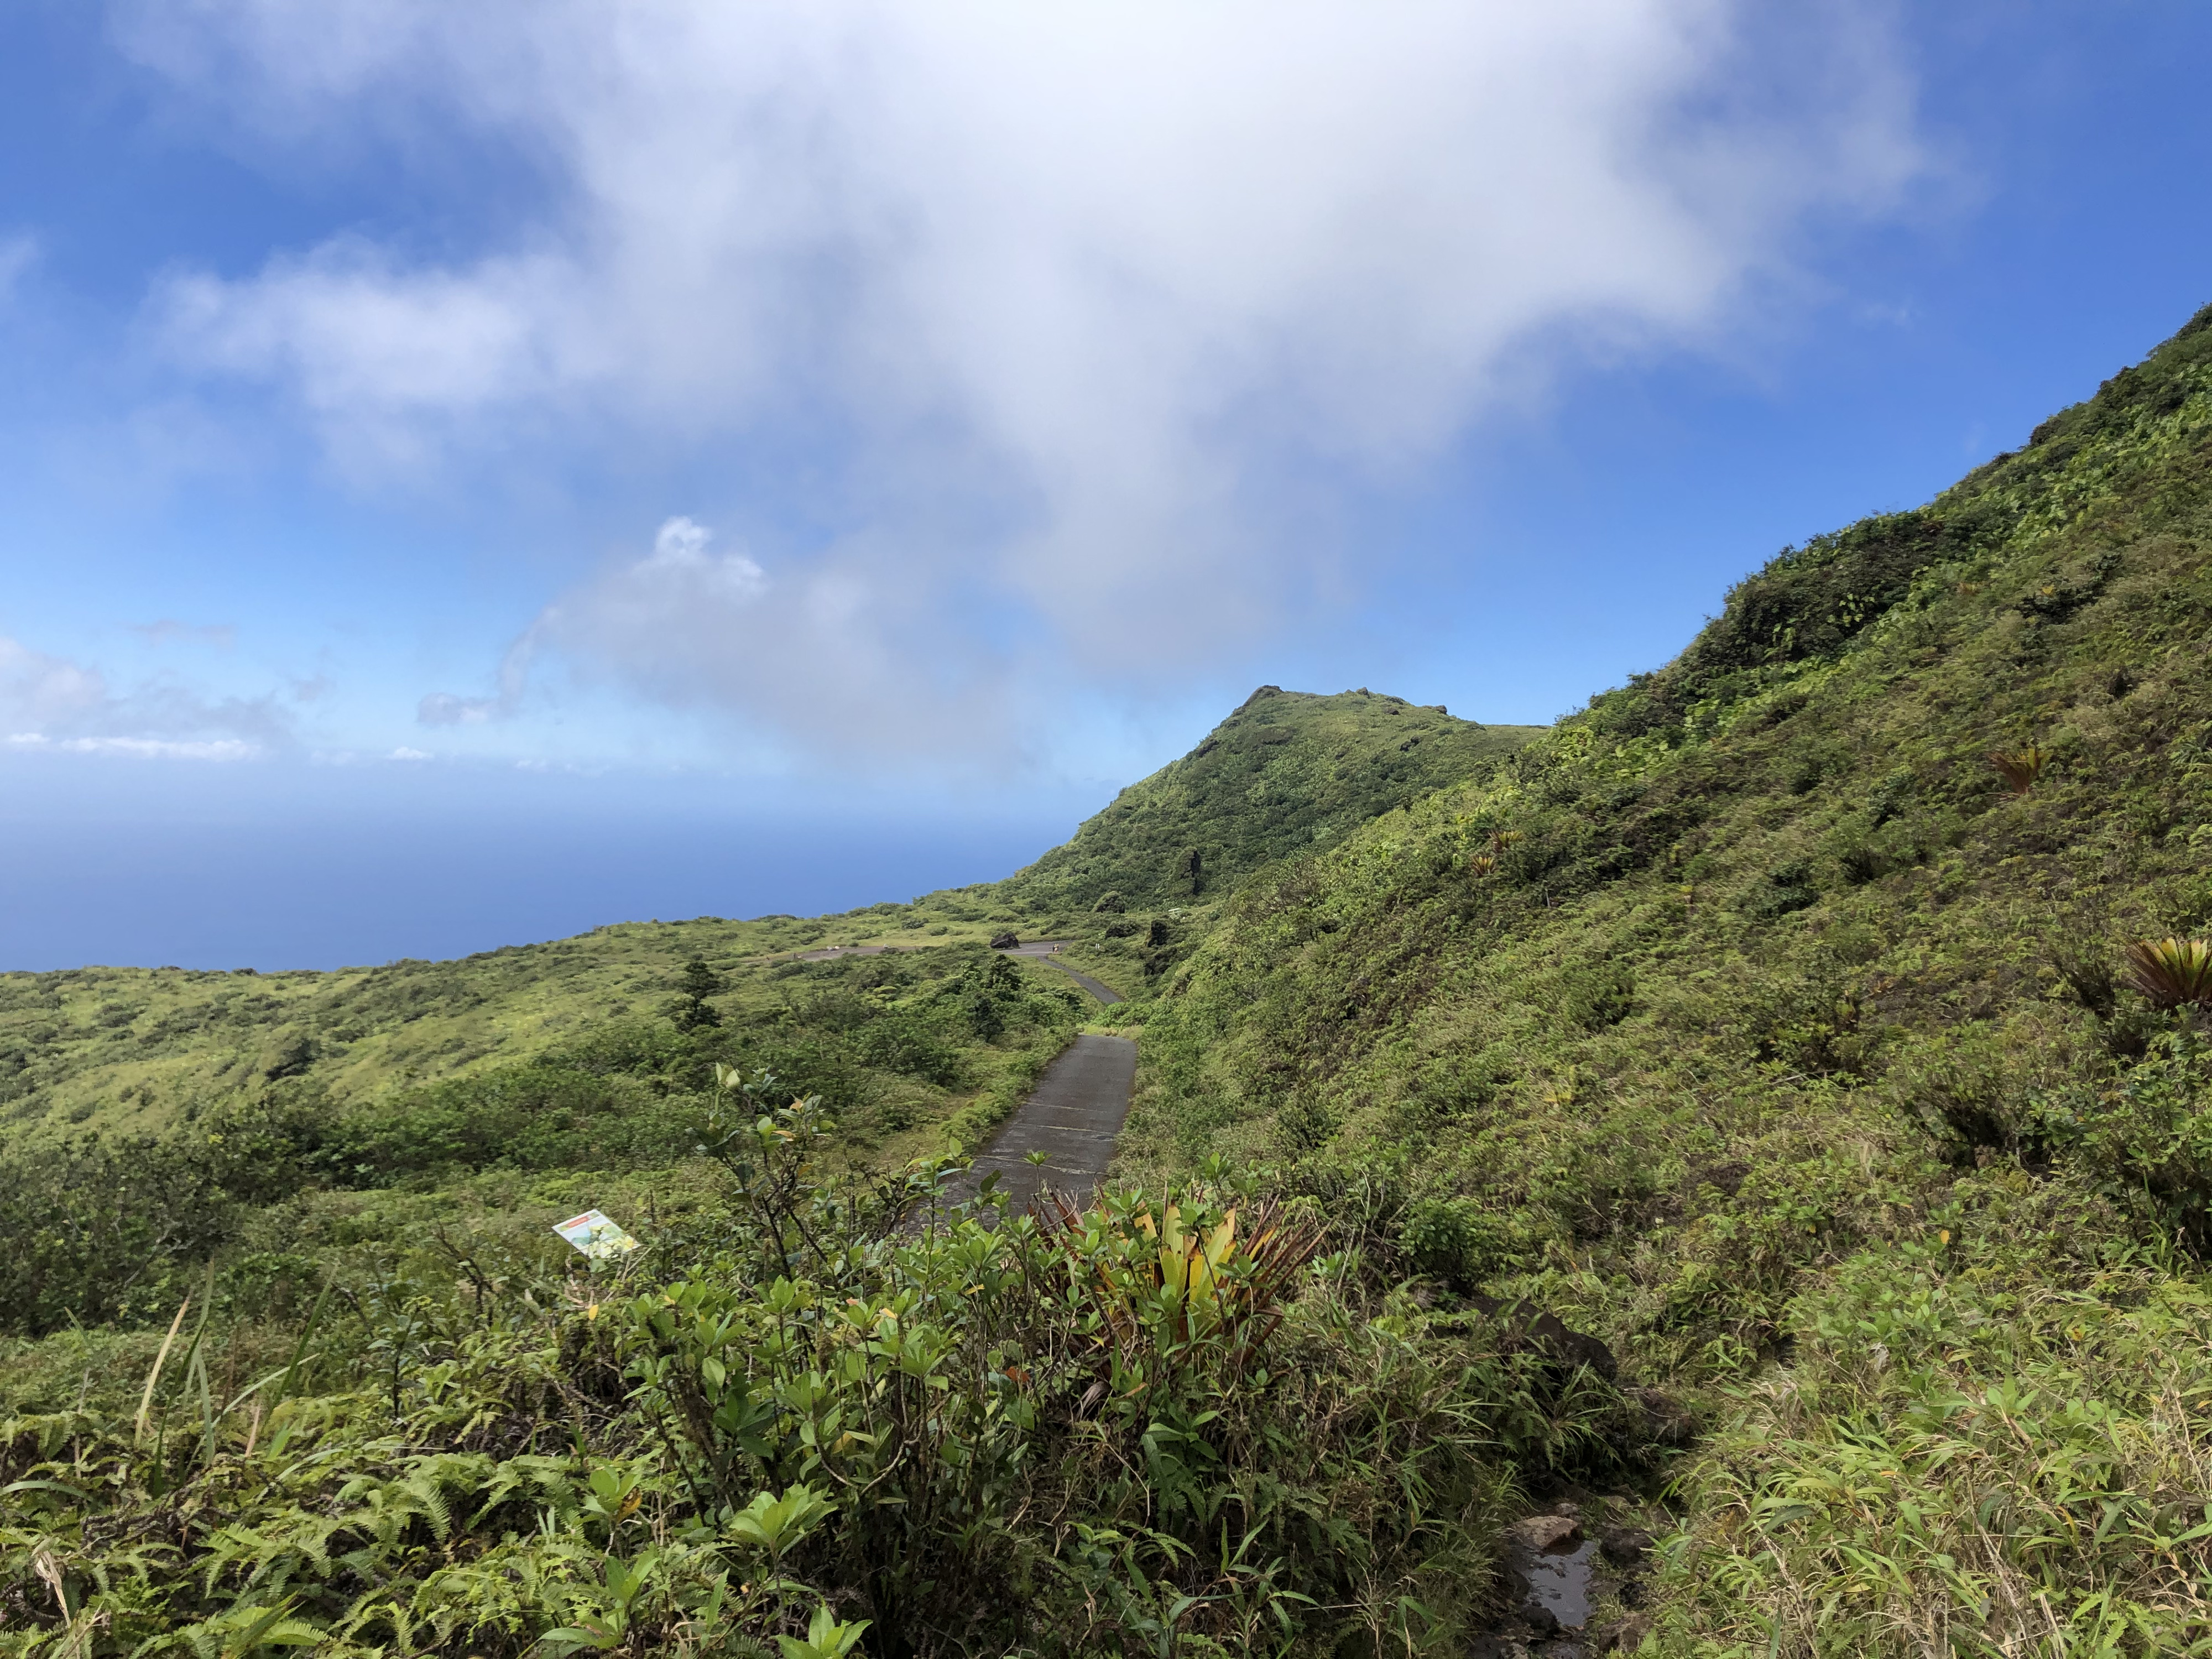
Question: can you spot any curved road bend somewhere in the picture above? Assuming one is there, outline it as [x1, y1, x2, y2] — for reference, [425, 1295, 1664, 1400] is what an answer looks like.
[998, 939, 1124, 1007]
[933, 1033, 1139, 1217]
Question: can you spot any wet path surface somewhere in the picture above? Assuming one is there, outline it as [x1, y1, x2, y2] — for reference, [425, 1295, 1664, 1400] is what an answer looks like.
[936, 1034, 1138, 1215]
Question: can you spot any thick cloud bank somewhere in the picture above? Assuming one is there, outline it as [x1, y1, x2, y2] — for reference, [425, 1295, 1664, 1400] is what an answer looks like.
[132, 0, 1923, 761]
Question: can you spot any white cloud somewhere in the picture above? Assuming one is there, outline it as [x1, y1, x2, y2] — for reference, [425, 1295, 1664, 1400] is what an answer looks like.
[0, 634, 286, 759]
[420, 515, 1007, 761]
[130, 0, 1926, 755]
[7, 733, 259, 761]
[0, 636, 108, 729]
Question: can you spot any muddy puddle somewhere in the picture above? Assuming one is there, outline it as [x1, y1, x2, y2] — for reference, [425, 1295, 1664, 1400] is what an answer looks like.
[1519, 1532, 1601, 1628]
[1468, 1499, 1659, 1658]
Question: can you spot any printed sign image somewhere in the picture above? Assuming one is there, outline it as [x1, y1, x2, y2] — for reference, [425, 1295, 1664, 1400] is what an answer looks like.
[553, 1208, 641, 1264]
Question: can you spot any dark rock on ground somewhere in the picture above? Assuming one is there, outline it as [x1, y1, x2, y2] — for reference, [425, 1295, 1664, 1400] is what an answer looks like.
[988, 930, 1019, 950]
[1511, 1514, 1582, 1551]
[1629, 1387, 1697, 1445]
[1466, 1293, 1620, 1381]
[1600, 1526, 1653, 1564]
[1590, 1613, 1652, 1653]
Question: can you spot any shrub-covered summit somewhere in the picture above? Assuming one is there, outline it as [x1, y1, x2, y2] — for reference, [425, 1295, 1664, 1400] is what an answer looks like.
[995, 687, 1541, 913]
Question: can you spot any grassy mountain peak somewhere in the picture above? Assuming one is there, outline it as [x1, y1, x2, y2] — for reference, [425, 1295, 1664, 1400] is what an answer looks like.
[995, 685, 1541, 912]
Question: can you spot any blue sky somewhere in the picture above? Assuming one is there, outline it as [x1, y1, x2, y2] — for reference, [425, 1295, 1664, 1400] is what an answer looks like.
[2, 1, 2208, 970]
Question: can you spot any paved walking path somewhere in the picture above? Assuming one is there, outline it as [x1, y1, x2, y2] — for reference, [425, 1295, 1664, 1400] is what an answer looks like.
[934, 1034, 1139, 1216]
[1039, 959, 1123, 1005]
[787, 932, 1134, 1215]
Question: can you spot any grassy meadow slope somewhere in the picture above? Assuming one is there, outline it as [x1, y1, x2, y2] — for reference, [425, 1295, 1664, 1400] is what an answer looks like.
[0, 902, 1088, 1150]
[1119, 304, 2212, 1647]
[996, 688, 1541, 913]
[0, 925, 1108, 1335]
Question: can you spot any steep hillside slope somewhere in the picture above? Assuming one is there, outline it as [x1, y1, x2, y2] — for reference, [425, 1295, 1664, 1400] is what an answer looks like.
[996, 687, 1540, 912]
[1120, 305, 2212, 1648]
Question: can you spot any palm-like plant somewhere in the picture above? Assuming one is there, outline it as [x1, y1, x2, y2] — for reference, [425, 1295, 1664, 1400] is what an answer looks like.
[1987, 744, 2050, 795]
[1463, 828, 1520, 878]
[2122, 937, 2212, 1011]
[1040, 1192, 1321, 1365]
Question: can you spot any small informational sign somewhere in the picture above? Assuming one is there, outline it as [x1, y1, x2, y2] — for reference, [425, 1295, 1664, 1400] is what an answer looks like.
[554, 1209, 641, 1264]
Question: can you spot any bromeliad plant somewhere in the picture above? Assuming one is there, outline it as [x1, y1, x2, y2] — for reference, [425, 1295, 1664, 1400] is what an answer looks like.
[1039, 1190, 1322, 1369]
[1986, 743, 2051, 795]
[2123, 936, 2212, 1013]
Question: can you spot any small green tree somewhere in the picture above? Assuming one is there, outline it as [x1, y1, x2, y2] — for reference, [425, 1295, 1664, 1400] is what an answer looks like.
[671, 958, 724, 1031]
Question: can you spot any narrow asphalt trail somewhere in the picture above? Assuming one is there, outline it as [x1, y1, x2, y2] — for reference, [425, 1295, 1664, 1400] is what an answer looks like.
[796, 935, 1136, 1216]
[936, 1034, 1140, 1215]
[1039, 959, 1123, 1005]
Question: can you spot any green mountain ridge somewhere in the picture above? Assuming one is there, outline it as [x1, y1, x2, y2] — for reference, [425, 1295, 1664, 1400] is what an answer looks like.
[4, 301, 2211, 1656]
[994, 687, 1541, 911]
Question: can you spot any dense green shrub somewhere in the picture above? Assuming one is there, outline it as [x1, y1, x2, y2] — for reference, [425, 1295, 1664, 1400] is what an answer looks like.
[0, 1113, 1634, 1657]
[314, 1064, 686, 1185]
[0, 1096, 316, 1335]
[849, 1016, 968, 1088]
[2030, 1025, 2212, 1244]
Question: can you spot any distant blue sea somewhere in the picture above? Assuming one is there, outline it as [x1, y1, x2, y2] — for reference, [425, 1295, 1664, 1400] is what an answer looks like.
[0, 761, 1102, 972]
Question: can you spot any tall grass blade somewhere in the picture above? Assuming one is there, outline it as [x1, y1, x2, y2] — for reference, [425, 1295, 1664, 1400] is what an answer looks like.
[134, 1296, 191, 1445]
[274, 1276, 332, 1410]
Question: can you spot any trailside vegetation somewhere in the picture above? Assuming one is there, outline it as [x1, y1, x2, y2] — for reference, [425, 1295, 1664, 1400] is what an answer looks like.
[1, 1092, 1647, 1657]
[0, 946, 1090, 1340]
